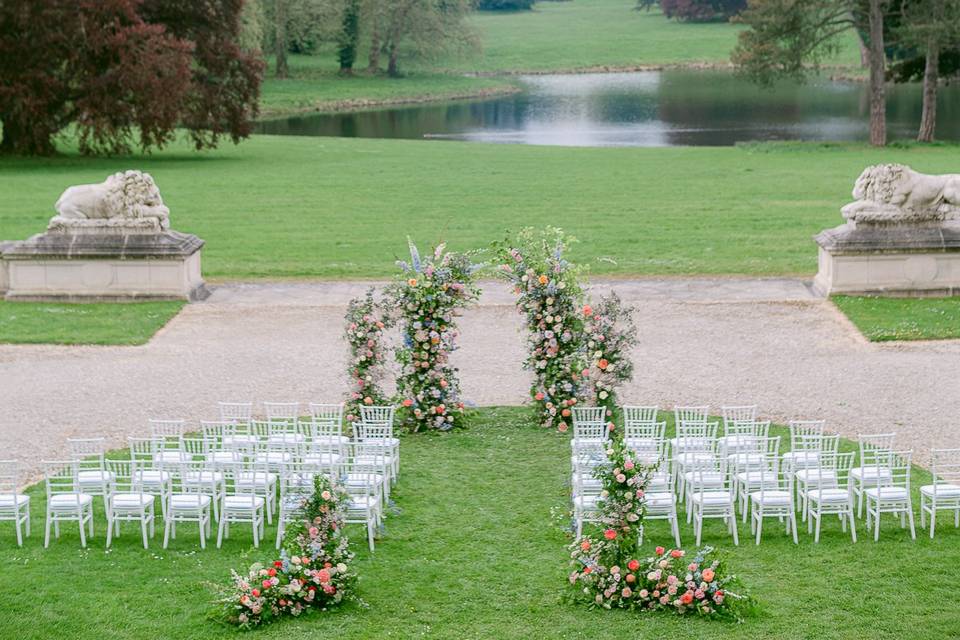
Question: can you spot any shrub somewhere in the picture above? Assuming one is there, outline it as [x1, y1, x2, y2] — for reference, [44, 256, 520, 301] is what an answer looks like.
[476, 0, 537, 10]
[659, 0, 746, 22]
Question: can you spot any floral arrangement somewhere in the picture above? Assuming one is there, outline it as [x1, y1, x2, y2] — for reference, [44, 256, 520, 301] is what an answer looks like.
[496, 228, 589, 432]
[566, 432, 748, 619]
[215, 475, 357, 628]
[344, 288, 394, 424]
[388, 239, 481, 432]
[582, 293, 637, 417]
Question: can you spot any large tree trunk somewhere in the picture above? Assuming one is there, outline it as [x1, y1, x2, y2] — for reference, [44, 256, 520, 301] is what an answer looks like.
[918, 41, 939, 142]
[368, 24, 381, 72]
[387, 40, 400, 77]
[338, 0, 361, 75]
[867, 0, 887, 146]
[274, 0, 289, 78]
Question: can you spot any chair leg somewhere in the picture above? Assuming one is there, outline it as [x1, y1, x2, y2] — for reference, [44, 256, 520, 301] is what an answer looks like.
[78, 511, 87, 548]
[929, 508, 936, 539]
[849, 511, 857, 543]
[730, 512, 739, 546]
[15, 514, 23, 547]
[367, 518, 375, 552]
[141, 517, 149, 549]
[252, 513, 260, 548]
[790, 511, 798, 544]
[672, 514, 682, 548]
[44, 511, 51, 548]
[25, 511, 30, 537]
[163, 516, 172, 549]
[907, 503, 916, 540]
[217, 512, 226, 548]
[754, 513, 762, 545]
[105, 513, 113, 548]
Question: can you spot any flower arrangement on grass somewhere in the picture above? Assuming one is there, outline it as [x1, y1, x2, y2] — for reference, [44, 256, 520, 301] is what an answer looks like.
[388, 239, 481, 432]
[582, 293, 637, 418]
[344, 288, 394, 424]
[496, 228, 589, 432]
[215, 475, 357, 628]
[567, 432, 748, 619]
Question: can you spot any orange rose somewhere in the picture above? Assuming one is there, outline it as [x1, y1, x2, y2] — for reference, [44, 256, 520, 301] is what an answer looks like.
[597, 359, 609, 370]
[408, 278, 417, 286]
[538, 275, 549, 285]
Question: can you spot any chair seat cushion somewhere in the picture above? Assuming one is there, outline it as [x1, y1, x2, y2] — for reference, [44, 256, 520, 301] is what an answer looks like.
[782, 451, 820, 466]
[361, 437, 400, 447]
[850, 467, 893, 480]
[347, 496, 379, 509]
[750, 490, 792, 505]
[206, 451, 241, 464]
[302, 453, 342, 465]
[684, 471, 725, 486]
[864, 487, 909, 501]
[794, 469, 838, 484]
[112, 493, 155, 508]
[355, 455, 393, 467]
[314, 435, 350, 446]
[169, 494, 212, 509]
[920, 484, 960, 498]
[345, 473, 383, 488]
[0, 494, 29, 508]
[254, 452, 292, 464]
[267, 434, 306, 445]
[642, 491, 675, 509]
[736, 470, 779, 485]
[237, 472, 277, 486]
[77, 470, 115, 484]
[691, 491, 732, 505]
[808, 488, 851, 504]
[573, 495, 600, 509]
[134, 470, 171, 484]
[221, 435, 258, 447]
[155, 451, 187, 464]
[49, 493, 93, 509]
[677, 453, 715, 465]
[223, 495, 265, 509]
[184, 471, 224, 484]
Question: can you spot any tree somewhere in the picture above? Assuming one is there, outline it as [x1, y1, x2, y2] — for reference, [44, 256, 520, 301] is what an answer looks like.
[476, 0, 536, 9]
[659, 0, 747, 21]
[0, 0, 262, 156]
[381, 0, 476, 77]
[895, 0, 960, 141]
[732, 0, 889, 146]
[338, 0, 362, 74]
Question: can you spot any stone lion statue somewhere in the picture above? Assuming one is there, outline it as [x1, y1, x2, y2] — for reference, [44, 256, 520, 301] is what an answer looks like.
[841, 163, 960, 225]
[48, 170, 170, 232]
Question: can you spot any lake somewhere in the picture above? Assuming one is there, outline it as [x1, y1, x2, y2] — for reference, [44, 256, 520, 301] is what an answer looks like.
[254, 71, 960, 147]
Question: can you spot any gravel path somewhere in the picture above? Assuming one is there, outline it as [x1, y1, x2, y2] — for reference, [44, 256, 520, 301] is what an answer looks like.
[2, 278, 958, 480]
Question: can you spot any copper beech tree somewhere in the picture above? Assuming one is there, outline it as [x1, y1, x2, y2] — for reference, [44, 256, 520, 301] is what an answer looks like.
[0, 0, 263, 155]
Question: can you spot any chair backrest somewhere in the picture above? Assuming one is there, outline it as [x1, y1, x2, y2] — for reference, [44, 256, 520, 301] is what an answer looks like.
[931, 448, 960, 490]
[309, 403, 344, 425]
[200, 420, 231, 443]
[0, 460, 19, 495]
[625, 420, 666, 448]
[179, 437, 206, 461]
[67, 437, 105, 460]
[724, 419, 770, 439]
[688, 446, 729, 490]
[572, 406, 607, 441]
[264, 402, 300, 422]
[675, 405, 709, 427]
[721, 405, 758, 427]
[788, 420, 825, 447]
[177, 460, 217, 494]
[360, 405, 395, 426]
[150, 419, 186, 441]
[43, 460, 78, 497]
[675, 420, 719, 449]
[355, 420, 393, 442]
[279, 460, 321, 502]
[128, 436, 165, 465]
[218, 402, 253, 425]
[754, 451, 786, 493]
[808, 451, 855, 490]
[623, 405, 658, 427]
[106, 459, 145, 496]
[869, 449, 913, 490]
[858, 433, 896, 467]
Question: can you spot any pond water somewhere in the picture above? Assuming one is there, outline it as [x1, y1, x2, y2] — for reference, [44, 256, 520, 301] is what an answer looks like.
[254, 71, 960, 147]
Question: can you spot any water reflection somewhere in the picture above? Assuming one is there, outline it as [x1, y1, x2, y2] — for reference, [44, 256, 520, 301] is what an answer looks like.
[254, 71, 960, 146]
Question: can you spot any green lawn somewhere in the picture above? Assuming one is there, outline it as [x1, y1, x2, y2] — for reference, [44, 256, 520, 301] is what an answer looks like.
[2, 407, 956, 640]
[0, 300, 184, 345]
[260, 56, 519, 118]
[2, 137, 959, 280]
[834, 295, 960, 342]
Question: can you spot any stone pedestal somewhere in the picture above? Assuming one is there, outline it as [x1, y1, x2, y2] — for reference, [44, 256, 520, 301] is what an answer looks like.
[813, 222, 960, 297]
[0, 231, 208, 301]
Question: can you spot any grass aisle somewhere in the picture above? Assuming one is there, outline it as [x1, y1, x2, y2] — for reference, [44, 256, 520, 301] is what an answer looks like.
[2, 408, 958, 639]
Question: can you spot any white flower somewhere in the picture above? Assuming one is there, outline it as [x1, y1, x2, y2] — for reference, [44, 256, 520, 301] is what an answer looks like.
[599, 391, 608, 400]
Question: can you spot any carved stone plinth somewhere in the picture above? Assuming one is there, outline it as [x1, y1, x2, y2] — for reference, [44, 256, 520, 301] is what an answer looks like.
[813, 222, 960, 297]
[1, 231, 208, 301]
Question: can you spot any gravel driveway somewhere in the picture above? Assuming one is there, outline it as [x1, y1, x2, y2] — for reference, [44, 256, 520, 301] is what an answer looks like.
[2, 278, 958, 481]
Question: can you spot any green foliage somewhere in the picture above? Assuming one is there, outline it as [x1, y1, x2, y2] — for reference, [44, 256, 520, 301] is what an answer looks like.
[0, 300, 184, 345]
[833, 295, 960, 341]
[476, 0, 537, 10]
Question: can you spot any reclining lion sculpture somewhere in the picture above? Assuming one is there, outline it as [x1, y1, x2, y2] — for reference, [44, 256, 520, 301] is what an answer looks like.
[48, 170, 170, 233]
[841, 164, 960, 225]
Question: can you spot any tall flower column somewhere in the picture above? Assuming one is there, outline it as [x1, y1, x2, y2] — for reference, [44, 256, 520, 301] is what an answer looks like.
[343, 289, 394, 425]
[388, 240, 480, 432]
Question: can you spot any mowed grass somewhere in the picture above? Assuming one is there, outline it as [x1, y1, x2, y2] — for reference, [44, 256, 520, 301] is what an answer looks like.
[259, 55, 518, 118]
[3, 138, 960, 280]
[834, 296, 960, 342]
[1, 407, 956, 640]
[0, 300, 184, 345]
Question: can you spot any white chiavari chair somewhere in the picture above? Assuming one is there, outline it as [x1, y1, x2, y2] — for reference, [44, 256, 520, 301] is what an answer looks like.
[275, 460, 322, 548]
[849, 433, 896, 518]
[921, 449, 960, 539]
[359, 405, 399, 479]
[719, 404, 760, 454]
[353, 424, 394, 502]
[688, 453, 738, 547]
[673, 420, 719, 508]
[0, 460, 30, 546]
[218, 462, 267, 548]
[791, 434, 840, 522]
[640, 444, 681, 548]
[344, 444, 384, 551]
[749, 449, 797, 544]
[732, 435, 780, 522]
[165, 460, 214, 549]
[66, 437, 114, 520]
[128, 437, 173, 521]
[43, 460, 94, 548]
[571, 439, 606, 540]
[864, 449, 916, 541]
[308, 403, 349, 455]
[805, 451, 857, 543]
[104, 459, 156, 549]
[264, 402, 300, 424]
